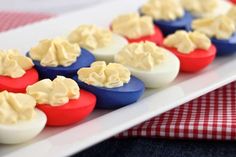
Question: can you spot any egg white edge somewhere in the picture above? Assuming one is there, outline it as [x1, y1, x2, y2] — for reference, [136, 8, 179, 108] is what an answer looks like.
[0, 109, 47, 144]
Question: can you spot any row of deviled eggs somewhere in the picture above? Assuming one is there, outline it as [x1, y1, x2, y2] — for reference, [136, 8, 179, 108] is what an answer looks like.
[0, 0, 236, 145]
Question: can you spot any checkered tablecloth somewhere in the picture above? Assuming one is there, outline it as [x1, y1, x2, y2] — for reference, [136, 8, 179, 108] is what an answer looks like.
[1, 11, 236, 140]
[118, 82, 236, 140]
[0, 11, 52, 32]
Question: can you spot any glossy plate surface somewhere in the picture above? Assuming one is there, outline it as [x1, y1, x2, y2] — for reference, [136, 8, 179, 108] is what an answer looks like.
[0, 0, 235, 157]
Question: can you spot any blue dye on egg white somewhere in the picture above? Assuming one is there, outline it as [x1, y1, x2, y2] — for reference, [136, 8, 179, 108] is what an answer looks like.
[140, 10, 193, 36]
[73, 76, 145, 109]
[153, 11, 193, 36]
[189, 27, 236, 56]
[211, 33, 236, 56]
[28, 48, 95, 80]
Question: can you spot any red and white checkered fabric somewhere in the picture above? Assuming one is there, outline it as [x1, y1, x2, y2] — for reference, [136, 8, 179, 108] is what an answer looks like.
[0, 11, 52, 32]
[118, 81, 236, 140]
[1, 11, 236, 140]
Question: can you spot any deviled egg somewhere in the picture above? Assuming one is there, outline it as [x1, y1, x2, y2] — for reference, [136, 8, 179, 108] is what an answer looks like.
[111, 13, 164, 45]
[28, 37, 95, 79]
[115, 41, 180, 88]
[181, 0, 232, 18]
[192, 15, 236, 56]
[163, 31, 216, 72]
[140, 0, 193, 36]
[0, 91, 46, 144]
[68, 25, 128, 63]
[231, 0, 236, 4]
[26, 76, 96, 126]
[227, 5, 236, 25]
[74, 61, 145, 109]
[0, 49, 38, 92]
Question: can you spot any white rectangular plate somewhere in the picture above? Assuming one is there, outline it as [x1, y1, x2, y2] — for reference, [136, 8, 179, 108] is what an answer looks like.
[0, 1, 236, 157]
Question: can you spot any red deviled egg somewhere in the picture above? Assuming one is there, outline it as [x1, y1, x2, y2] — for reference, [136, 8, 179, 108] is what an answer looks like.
[231, 0, 236, 4]
[163, 30, 216, 72]
[0, 49, 38, 93]
[26, 76, 96, 126]
[111, 13, 164, 45]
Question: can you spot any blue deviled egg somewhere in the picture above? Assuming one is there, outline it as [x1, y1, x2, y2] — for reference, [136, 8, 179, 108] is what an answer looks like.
[140, 0, 193, 36]
[192, 15, 236, 56]
[28, 37, 95, 79]
[73, 61, 145, 109]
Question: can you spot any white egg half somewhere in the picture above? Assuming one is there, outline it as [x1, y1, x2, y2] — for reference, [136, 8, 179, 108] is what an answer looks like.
[0, 109, 47, 144]
[92, 33, 128, 63]
[116, 50, 180, 88]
